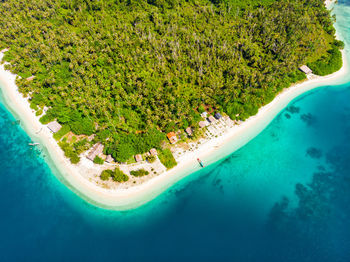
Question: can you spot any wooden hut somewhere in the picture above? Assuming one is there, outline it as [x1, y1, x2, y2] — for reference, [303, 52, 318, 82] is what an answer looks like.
[105, 155, 114, 163]
[167, 132, 178, 144]
[47, 120, 62, 133]
[26, 75, 36, 81]
[214, 113, 222, 119]
[87, 143, 104, 161]
[299, 65, 312, 75]
[135, 154, 143, 162]
[207, 115, 216, 123]
[185, 127, 193, 136]
[150, 148, 158, 156]
[199, 121, 207, 128]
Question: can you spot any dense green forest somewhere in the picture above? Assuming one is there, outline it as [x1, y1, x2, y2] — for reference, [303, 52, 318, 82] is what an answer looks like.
[0, 0, 343, 163]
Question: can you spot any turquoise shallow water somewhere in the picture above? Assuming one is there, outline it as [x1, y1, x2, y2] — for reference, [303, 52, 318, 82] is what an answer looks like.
[0, 1, 350, 261]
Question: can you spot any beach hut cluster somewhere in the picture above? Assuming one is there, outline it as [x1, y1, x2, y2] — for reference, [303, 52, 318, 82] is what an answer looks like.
[134, 148, 158, 163]
[87, 143, 116, 164]
[86, 143, 158, 165]
[166, 127, 194, 144]
[199, 111, 222, 128]
[80, 109, 226, 168]
[165, 111, 224, 145]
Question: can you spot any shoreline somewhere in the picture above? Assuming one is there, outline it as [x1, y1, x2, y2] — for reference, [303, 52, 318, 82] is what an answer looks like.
[0, 2, 348, 211]
[1, 49, 348, 210]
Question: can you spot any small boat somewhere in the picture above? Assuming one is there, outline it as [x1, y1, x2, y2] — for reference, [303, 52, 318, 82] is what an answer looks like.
[197, 158, 205, 168]
[29, 143, 39, 146]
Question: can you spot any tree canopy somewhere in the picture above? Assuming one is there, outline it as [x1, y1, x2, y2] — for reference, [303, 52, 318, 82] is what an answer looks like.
[0, 0, 342, 160]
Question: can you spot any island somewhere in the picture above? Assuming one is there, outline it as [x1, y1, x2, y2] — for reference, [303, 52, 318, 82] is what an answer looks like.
[0, 0, 346, 209]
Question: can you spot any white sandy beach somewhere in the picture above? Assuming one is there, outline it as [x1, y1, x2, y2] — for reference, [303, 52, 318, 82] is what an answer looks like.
[325, 0, 336, 9]
[0, 0, 348, 210]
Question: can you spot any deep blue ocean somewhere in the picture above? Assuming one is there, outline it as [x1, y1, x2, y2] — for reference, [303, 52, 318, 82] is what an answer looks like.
[1, 1, 350, 261]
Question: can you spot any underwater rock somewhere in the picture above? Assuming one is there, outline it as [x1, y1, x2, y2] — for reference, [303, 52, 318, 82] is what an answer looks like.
[306, 147, 323, 159]
[286, 105, 300, 114]
[300, 113, 317, 126]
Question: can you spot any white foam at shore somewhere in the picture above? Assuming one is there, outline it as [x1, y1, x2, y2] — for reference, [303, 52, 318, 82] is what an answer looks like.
[0, 0, 349, 210]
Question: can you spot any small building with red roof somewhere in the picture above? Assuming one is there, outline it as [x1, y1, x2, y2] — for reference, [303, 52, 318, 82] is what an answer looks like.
[167, 132, 178, 144]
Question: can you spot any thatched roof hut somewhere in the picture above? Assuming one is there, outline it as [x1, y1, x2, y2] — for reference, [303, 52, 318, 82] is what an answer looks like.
[105, 155, 114, 163]
[87, 143, 104, 161]
[299, 65, 312, 74]
[135, 154, 143, 162]
[26, 75, 36, 81]
[47, 121, 62, 133]
[150, 148, 158, 156]
[207, 115, 216, 123]
[214, 113, 222, 119]
[185, 127, 193, 136]
[199, 121, 207, 128]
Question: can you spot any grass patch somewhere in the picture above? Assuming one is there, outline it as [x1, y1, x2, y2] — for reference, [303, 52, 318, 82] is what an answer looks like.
[158, 148, 177, 169]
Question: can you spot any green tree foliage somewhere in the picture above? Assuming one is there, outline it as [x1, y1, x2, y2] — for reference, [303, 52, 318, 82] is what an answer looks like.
[100, 170, 111, 181]
[146, 155, 156, 163]
[58, 141, 80, 164]
[105, 129, 165, 162]
[58, 138, 90, 163]
[158, 148, 177, 169]
[53, 125, 70, 140]
[130, 169, 149, 177]
[39, 113, 55, 125]
[113, 168, 129, 182]
[93, 156, 104, 165]
[100, 168, 129, 182]
[0, 0, 341, 157]
[72, 138, 91, 154]
[307, 42, 343, 76]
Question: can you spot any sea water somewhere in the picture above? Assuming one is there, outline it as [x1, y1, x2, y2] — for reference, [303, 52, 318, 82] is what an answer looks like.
[0, 1, 350, 261]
